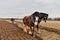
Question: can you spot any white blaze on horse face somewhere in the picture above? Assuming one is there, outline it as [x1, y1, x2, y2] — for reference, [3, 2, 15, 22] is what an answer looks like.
[34, 16, 39, 25]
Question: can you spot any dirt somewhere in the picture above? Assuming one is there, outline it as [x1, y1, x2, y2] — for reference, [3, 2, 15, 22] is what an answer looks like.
[0, 21, 42, 40]
[39, 27, 60, 40]
[0, 20, 60, 40]
[39, 21, 60, 40]
[14, 20, 60, 40]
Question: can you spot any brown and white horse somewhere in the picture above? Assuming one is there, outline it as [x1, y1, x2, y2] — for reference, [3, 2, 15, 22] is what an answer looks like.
[23, 16, 34, 34]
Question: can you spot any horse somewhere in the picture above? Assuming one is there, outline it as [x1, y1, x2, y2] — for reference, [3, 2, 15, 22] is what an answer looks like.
[23, 16, 34, 34]
[23, 11, 48, 37]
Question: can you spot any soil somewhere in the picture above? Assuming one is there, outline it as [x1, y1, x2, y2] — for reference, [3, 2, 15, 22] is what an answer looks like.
[0, 21, 42, 40]
[0, 20, 60, 40]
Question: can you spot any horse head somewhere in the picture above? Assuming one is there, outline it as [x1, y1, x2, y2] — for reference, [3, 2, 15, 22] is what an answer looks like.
[43, 14, 48, 22]
[39, 12, 48, 23]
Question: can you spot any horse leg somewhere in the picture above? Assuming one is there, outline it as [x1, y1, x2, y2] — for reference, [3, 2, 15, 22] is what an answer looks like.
[28, 26, 33, 35]
[31, 26, 36, 37]
[38, 29, 41, 34]
[37, 25, 41, 34]
[23, 25, 27, 33]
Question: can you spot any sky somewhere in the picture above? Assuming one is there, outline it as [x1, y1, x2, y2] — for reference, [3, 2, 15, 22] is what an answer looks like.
[0, 0, 60, 18]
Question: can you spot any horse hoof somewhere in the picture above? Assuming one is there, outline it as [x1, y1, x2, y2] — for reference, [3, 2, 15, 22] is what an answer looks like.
[38, 32, 41, 34]
[23, 29, 27, 33]
[33, 35, 35, 37]
[31, 34, 35, 37]
[28, 31, 32, 35]
[24, 30, 27, 32]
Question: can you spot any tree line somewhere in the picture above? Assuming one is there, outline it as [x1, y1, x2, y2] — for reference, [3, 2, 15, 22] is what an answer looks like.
[48, 18, 60, 21]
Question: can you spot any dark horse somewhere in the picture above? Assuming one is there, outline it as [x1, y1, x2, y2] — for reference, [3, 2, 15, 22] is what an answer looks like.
[23, 11, 48, 37]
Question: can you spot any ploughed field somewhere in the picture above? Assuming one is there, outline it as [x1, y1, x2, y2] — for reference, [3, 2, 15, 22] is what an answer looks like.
[14, 20, 60, 40]
[0, 20, 41, 40]
[0, 20, 60, 40]
[40, 21, 60, 40]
